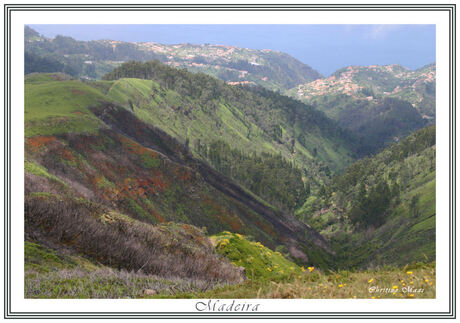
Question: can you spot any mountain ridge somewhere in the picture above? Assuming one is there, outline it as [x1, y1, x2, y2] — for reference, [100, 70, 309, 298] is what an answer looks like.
[25, 26, 322, 91]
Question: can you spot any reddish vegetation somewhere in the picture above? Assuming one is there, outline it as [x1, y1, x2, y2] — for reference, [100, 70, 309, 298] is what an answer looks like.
[201, 195, 244, 232]
[150, 210, 166, 223]
[91, 174, 168, 203]
[174, 165, 192, 182]
[121, 136, 158, 158]
[254, 219, 277, 238]
[26, 136, 56, 152]
[57, 148, 77, 162]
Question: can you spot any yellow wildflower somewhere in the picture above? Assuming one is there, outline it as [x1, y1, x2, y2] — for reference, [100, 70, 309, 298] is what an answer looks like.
[430, 282, 433, 286]
[410, 281, 414, 285]
[392, 285, 398, 289]
[274, 265, 278, 269]
[371, 296, 376, 299]
[301, 266, 306, 272]
[290, 266, 294, 271]
[392, 292, 397, 296]
[406, 271, 413, 275]
[308, 266, 315, 272]
[353, 296, 357, 299]
[267, 267, 272, 272]
[338, 284, 343, 288]
[424, 279, 429, 283]
[409, 294, 414, 298]
[368, 278, 374, 283]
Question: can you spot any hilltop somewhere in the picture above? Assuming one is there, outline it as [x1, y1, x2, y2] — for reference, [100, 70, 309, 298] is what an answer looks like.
[24, 26, 322, 91]
[286, 64, 434, 155]
[290, 64, 435, 118]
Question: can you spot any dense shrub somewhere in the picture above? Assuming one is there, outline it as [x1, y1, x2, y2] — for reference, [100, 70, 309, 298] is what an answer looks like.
[24, 194, 244, 284]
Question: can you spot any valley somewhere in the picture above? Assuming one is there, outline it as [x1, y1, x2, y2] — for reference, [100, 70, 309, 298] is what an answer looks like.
[24, 26, 436, 299]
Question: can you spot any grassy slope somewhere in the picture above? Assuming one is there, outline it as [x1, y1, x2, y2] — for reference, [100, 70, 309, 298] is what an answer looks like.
[103, 77, 353, 176]
[24, 73, 435, 298]
[330, 165, 435, 268]
[24, 73, 333, 267]
[195, 262, 435, 299]
[25, 77, 107, 137]
[25, 237, 435, 299]
[210, 232, 305, 281]
[106, 78, 273, 156]
[25, 239, 234, 299]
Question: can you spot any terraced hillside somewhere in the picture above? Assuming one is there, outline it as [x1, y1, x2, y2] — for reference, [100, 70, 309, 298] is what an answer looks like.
[290, 64, 436, 118]
[286, 64, 434, 155]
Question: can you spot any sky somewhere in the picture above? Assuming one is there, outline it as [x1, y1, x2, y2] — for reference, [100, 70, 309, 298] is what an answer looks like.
[29, 24, 435, 76]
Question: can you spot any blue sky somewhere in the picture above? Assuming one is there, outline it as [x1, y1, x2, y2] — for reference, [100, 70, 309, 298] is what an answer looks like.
[29, 24, 435, 76]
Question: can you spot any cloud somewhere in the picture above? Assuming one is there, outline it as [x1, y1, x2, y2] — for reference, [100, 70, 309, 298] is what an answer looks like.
[367, 25, 401, 39]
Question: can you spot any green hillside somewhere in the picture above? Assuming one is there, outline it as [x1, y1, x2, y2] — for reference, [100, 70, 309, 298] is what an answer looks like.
[24, 72, 334, 272]
[24, 64, 436, 299]
[102, 61, 356, 176]
[296, 126, 436, 268]
[303, 96, 427, 155]
[25, 76, 106, 137]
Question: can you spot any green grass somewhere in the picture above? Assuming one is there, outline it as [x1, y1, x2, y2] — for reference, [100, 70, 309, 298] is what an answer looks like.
[25, 73, 72, 84]
[24, 160, 67, 187]
[211, 232, 305, 281]
[194, 262, 435, 299]
[24, 238, 435, 299]
[104, 77, 352, 181]
[25, 80, 107, 136]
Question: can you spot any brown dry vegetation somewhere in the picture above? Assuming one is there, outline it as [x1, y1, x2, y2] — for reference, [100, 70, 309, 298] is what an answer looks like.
[25, 194, 244, 284]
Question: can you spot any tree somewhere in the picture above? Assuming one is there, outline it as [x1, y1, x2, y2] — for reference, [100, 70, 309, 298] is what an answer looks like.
[409, 194, 420, 218]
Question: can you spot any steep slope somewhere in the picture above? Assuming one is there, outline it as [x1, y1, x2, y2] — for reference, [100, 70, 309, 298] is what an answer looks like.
[25, 26, 322, 91]
[101, 61, 356, 177]
[296, 126, 435, 268]
[24, 73, 333, 270]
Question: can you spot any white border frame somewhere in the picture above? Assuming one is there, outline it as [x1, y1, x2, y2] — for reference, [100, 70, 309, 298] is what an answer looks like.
[3, 2, 455, 319]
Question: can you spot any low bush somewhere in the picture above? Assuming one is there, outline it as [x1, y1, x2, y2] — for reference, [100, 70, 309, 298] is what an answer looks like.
[25, 194, 244, 284]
